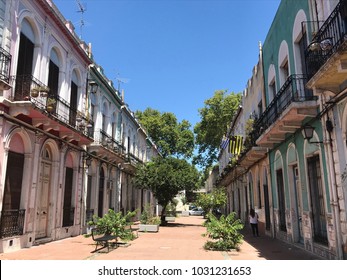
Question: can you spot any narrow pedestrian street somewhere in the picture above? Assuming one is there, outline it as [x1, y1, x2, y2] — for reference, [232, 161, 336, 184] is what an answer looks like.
[0, 216, 321, 260]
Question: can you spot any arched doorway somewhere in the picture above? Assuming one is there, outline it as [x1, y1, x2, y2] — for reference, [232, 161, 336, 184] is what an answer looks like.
[36, 146, 52, 239]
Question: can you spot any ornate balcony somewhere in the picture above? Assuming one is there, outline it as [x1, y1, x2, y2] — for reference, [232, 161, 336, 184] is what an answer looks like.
[88, 129, 126, 164]
[0, 47, 11, 90]
[254, 75, 318, 148]
[305, 0, 347, 91]
[7, 74, 93, 145]
[0, 209, 25, 238]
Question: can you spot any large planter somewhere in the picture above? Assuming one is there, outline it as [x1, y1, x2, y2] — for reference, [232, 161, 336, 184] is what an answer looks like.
[139, 224, 159, 232]
[165, 216, 175, 222]
[181, 211, 190, 217]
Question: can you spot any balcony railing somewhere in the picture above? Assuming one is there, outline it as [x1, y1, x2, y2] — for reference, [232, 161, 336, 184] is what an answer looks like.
[11, 74, 93, 138]
[305, 1, 347, 80]
[0, 47, 11, 85]
[100, 130, 125, 154]
[0, 209, 25, 238]
[127, 153, 143, 165]
[254, 75, 315, 138]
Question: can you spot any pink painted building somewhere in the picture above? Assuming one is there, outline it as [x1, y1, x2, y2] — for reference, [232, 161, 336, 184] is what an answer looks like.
[0, 0, 157, 253]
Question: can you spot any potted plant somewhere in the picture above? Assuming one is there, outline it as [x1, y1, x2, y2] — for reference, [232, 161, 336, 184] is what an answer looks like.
[46, 97, 56, 113]
[139, 204, 160, 232]
[39, 86, 50, 97]
[76, 112, 83, 123]
[30, 87, 40, 97]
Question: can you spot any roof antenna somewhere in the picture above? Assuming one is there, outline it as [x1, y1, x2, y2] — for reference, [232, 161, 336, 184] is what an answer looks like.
[115, 72, 130, 92]
[76, 0, 86, 39]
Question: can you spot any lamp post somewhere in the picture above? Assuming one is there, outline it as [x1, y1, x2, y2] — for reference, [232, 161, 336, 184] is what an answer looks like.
[303, 119, 333, 144]
[88, 80, 98, 94]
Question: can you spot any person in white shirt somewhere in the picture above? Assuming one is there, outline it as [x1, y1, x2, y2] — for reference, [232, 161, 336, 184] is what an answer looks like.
[249, 208, 259, 237]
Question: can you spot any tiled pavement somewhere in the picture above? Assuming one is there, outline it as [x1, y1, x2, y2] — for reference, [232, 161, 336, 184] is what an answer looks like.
[0, 215, 322, 260]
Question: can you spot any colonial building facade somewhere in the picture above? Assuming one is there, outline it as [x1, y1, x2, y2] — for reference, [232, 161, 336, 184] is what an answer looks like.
[0, 0, 157, 253]
[216, 0, 347, 259]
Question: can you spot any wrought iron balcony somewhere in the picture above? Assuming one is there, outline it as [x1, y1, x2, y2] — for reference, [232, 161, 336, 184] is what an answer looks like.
[126, 152, 143, 165]
[100, 129, 125, 154]
[254, 75, 318, 147]
[305, 0, 347, 86]
[11, 74, 93, 141]
[0, 209, 25, 238]
[0, 47, 11, 90]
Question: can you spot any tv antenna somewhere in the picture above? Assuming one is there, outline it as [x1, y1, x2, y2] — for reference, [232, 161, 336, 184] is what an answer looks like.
[115, 72, 130, 92]
[76, 0, 87, 39]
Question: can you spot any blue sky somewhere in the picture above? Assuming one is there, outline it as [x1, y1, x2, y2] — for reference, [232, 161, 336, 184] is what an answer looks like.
[54, 0, 280, 128]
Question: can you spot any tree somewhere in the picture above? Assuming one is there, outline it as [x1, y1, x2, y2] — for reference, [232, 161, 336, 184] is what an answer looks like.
[135, 108, 195, 158]
[195, 187, 227, 216]
[133, 156, 200, 223]
[194, 90, 242, 168]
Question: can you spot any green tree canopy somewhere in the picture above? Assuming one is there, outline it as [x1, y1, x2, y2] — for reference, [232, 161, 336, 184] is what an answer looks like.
[195, 187, 227, 215]
[133, 157, 200, 222]
[193, 90, 242, 168]
[135, 108, 195, 158]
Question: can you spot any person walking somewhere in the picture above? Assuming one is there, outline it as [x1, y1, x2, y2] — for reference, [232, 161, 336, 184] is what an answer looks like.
[249, 208, 259, 237]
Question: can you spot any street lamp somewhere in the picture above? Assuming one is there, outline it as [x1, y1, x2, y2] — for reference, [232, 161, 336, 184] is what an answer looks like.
[88, 80, 98, 94]
[85, 156, 92, 167]
[303, 119, 333, 144]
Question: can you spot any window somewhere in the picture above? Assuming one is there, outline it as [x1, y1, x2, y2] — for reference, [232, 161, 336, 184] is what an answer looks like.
[257, 100, 263, 116]
[269, 79, 276, 100]
[280, 59, 289, 85]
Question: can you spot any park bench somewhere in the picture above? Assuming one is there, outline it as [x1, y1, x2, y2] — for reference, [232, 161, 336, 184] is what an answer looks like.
[91, 228, 118, 252]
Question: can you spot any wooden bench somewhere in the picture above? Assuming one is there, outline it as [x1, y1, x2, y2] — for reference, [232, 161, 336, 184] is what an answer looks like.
[91, 228, 118, 252]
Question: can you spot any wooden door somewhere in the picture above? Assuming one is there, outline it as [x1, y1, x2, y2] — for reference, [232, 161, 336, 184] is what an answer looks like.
[36, 162, 51, 239]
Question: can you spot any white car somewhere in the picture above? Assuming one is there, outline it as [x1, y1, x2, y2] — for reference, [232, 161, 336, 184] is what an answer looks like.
[189, 207, 204, 216]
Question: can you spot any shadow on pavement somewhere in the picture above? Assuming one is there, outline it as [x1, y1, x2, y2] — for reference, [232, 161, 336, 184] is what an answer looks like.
[162, 222, 205, 228]
[240, 226, 322, 260]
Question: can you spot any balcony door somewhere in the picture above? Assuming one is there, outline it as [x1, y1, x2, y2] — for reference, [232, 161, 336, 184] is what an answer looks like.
[69, 81, 78, 126]
[47, 49, 60, 114]
[15, 19, 34, 100]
